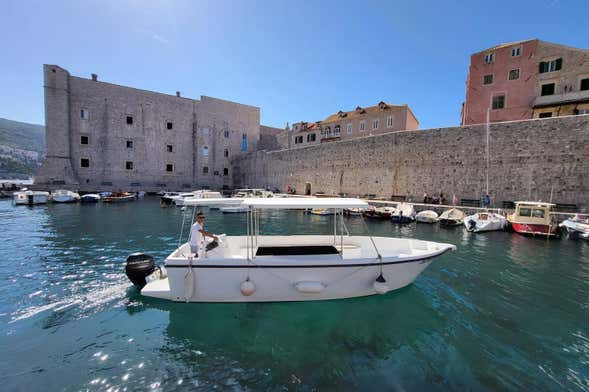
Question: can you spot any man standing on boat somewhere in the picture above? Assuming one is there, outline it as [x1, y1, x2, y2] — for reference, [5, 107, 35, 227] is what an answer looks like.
[190, 212, 219, 255]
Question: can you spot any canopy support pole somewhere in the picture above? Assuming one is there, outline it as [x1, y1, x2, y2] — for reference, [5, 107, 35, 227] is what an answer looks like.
[360, 213, 383, 272]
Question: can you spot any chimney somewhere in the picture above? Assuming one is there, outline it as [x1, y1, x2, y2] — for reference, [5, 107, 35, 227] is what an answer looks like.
[176, 91, 181, 97]
[91, 73, 98, 81]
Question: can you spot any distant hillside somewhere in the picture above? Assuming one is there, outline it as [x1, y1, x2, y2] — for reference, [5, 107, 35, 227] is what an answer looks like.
[0, 118, 45, 179]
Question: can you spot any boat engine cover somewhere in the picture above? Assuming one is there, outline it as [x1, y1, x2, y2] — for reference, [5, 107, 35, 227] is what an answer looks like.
[125, 253, 156, 289]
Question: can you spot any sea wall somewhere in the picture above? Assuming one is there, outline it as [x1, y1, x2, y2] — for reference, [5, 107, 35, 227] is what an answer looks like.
[232, 115, 589, 209]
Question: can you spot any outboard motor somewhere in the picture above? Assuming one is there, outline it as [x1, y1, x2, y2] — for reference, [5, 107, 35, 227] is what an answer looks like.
[125, 253, 156, 289]
[467, 219, 477, 231]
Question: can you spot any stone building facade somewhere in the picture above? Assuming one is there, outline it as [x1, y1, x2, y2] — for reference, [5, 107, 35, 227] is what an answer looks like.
[36, 65, 261, 191]
[462, 39, 589, 125]
[232, 115, 589, 209]
[289, 102, 419, 148]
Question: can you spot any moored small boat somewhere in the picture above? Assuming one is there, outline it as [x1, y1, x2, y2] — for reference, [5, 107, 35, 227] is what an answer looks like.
[416, 210, 439, 223]
[344, 208, 364, 216]
[52, 189, 80, 203]
[559, 216, 589, 240]
[13, 190, 50, 205]
[439, 208, 465, 227]
[102, 192, 135, 203]
[464, 212, 506, 233]
[391, 203, 415, 224]
[80, 194, 101, 203]
[310, 208, 335, 216]
[507, 201, 558, 237]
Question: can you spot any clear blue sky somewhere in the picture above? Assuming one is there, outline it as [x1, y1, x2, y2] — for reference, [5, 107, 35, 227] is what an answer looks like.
[1, 0, 587, 129]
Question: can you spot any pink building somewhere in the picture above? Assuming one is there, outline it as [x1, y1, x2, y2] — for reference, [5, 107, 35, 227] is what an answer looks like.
[462, 39, 589, 125]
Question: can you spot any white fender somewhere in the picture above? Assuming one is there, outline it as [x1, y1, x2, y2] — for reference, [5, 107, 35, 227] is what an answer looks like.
[373, 274, 390, 294]
[295, 281, 325, 293]
[240, 279, 256, 296]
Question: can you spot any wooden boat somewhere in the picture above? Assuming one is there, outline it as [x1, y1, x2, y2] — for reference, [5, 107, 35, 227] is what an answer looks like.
[125, 198, 456, 302]
[439, 208, 465, 226]
[391, 203, 416, 223]
[507, 201, 557, 237]
[416, 210, 439, 223]
[102, 192, 135, 203]
[464, 212, 506, 232]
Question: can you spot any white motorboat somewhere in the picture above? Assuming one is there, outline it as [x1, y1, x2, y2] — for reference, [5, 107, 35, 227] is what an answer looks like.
[463, 212, 506, 232]
[416, 210, 439, 223]
[391, 203, 416, 223]
[559, 216, 589, 240]
[232, 189, 274, 198]
[439, 208, 465, 227]
[220, 205, 249, 213]
[13, 191, 50, 205]
[125, 197, 456, 302]
[173, 190, 223, 206]
[52, 189, 80, 203]
[80, 193, 101, 203]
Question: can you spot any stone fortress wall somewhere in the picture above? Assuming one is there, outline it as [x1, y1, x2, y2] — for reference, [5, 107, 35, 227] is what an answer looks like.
[36, 65, 260, 191]
[232, 115, 589, 209]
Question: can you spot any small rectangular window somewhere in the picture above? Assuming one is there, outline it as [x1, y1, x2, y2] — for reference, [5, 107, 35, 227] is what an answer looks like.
[539, 58, 562, 73]
[347, 123, 352, 134]
[492, 95, 505, 110]
[81, 109, 89, 120]
[484, 52, 494, 64]
[166, 164, 174, 172]
[223, 168, 229, 176]
[80, 135, 89, 145]
[387, 116, 394, 128]
[541, 83, 555, 96]
[580, 78, 589, 91]
[224, 149, 229, 157]
[166, 122, 173, 130]
[167, 145, 173, 153]
[224, 130, 230, 138]
[202, 127, 209, 137]
[203, 166, 209, 174]
[359, 121, 365, 131]
[80, 158, 90, 168]
[372, 119, 379, 129]
[519, 207, 531, 217]
[203, 146, 209, 156]
[125, 161, 133, 170]
[508, 69, 520, 81]
[483, 74, 493, 85]
[539, 112, 552, 118]
[307, 133, 316, 142]
[334, 125, 341, 135]
[294, 136, 303, 144]
[126, 140, 133, 149]
[242, 133, 247, 151]
[126, 116, 133, 125]
[511, 47, 521, 57]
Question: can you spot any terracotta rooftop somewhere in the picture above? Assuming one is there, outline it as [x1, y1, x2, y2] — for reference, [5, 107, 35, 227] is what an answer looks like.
[322, 101, 413, 123]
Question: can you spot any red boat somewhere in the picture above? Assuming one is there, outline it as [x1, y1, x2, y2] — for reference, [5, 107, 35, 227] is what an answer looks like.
[507, 201, 558, 237]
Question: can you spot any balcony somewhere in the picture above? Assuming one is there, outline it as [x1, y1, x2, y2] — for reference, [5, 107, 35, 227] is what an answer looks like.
[533, 90, 589, 108]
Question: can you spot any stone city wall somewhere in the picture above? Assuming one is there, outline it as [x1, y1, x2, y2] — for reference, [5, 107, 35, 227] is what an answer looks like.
[232, 115, 589, 209]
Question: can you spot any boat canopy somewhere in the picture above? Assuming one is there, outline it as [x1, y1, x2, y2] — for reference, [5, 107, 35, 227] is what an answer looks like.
[182, 197, 369, 209]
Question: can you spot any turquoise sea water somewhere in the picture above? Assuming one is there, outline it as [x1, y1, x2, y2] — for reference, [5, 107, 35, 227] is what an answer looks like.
[0, 197, 588, 391]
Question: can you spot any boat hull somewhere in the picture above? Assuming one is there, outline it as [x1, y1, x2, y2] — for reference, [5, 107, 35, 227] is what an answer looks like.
[139, 235, 456, 303]
[391, 216, 415, 224]
[511, 222, 557, 237]
[439, 219, 462, 227]
[144, 258, 435, 302]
